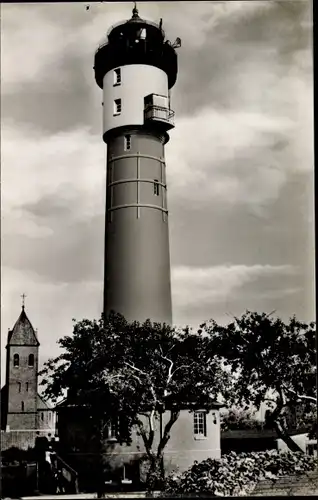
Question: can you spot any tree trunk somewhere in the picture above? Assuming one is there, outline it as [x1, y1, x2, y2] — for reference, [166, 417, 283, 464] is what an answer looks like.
[97, 421, 106, 499]
[146, 455, 164, 496]
[273, 420, 304, 453]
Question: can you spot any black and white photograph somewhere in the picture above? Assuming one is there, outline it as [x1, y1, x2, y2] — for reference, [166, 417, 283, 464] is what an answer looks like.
[1, 1, 316, 497]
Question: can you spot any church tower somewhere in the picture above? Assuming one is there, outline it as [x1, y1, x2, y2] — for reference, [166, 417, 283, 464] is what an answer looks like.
[3, 303, 39, 430]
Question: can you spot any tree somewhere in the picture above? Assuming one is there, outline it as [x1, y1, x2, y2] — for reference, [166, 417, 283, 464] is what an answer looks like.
[201, 311, 316, 453]
[40, 312, 228, 493]
[221, 408, 264, 432]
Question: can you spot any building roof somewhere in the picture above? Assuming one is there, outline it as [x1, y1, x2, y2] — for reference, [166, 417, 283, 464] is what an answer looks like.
[37, 393, 53, 410]
[221, 427, 312, 440]
[7, 307, 39, 347]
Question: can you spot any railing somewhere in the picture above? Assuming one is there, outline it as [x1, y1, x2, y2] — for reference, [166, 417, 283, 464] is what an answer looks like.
[55, 454, 79, 493]
[144, 105, 175, 127]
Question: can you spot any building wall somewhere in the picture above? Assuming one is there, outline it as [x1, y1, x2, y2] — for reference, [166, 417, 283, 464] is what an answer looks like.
[1, 429, 54, 451]
[162, 409, 221, 473]
[37, 409, 55, 431]
[104, 130, 172, 323]
[103, 65, 168, 134]
[58, 407, 221, 480]
[6, 345, 38, 430]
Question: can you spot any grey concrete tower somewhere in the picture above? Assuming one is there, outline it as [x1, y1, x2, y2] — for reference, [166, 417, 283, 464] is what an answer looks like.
[94, 5, 179, 324]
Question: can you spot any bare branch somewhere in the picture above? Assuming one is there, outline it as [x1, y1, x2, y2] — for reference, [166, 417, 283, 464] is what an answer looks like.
[282, 385, 316, 403]
[124, 362, 158, 406]
[124, 362, 148, 378]
[171, 362, 195, 377]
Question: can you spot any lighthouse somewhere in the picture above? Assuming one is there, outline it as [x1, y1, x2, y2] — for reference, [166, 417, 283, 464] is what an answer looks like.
[94, 4, 179, 324]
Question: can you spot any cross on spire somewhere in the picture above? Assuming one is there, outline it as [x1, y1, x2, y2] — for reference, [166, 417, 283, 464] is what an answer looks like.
[21, 293, 27, 309]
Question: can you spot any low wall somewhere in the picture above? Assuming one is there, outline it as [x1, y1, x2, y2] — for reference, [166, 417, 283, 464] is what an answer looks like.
[252, 468, 318, 496]
[1, 429, 53, 451]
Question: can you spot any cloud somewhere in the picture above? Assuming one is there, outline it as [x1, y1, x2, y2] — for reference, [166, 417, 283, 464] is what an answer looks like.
[1, 1, 314, 383]
[172, 263, 298, 309]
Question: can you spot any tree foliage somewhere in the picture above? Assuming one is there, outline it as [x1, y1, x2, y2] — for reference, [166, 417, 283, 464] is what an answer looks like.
[163, 450, 317, 497]
[201, 311, 317, 452]
[221, 408, 264, 432]
[40, 312, 229, 490]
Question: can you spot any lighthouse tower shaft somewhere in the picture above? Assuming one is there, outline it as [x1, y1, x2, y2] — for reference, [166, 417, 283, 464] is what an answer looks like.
[94, 7, 178, 324]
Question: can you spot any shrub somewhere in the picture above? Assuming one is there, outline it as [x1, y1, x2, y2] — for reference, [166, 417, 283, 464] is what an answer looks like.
[163, 450, 317, 497]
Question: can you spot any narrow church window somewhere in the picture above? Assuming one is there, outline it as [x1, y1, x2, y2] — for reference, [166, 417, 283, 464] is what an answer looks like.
[21, 401, 25, 412]
[14, 354, 19, 367]
[193, 411, 207, 437]
[28, 354, 34, 367]
[26, 382, 29, 392]
[17, 382, 21, 392]
[41, 412, 44, 421]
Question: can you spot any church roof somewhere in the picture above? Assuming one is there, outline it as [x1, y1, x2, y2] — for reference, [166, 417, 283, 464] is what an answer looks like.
[7, 307, 39, 346]
[37, 393, 53, 410]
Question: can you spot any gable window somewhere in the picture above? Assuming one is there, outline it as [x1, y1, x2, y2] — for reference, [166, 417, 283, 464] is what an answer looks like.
[13, 354, 19, 367]
[124, 134, 131, 151]
[154, 179, 160, 196]
[21, 401, 25, 412]
[17, 382, 21, 393]
[194, 411, 207, 437]
[114, 68, 121, 86]
[28, 354, 34, 367]
[26, 382, 29, 392]
[114, 99, 122, 115]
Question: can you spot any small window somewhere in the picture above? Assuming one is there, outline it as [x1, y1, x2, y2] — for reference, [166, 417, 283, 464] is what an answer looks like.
[194, 411, 207, 437]
[21, 401, 25, 412]
[154, 180, 160, 196]
[17, 382, 21, 393]
[13, 354, 19, 367]
[114, 68, 121, 86]
[114, 99, 122, 115]
[108, 417, 119, 439]
[41, 412, 44, 421]
[26, 382, 29, 392]
[140, 28, 146, 40]
[28, 354, 34, 367]
[124, 135, 131, 151]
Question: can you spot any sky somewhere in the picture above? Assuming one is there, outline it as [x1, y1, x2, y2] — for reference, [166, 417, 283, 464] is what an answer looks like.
[1, 0, 314, 383]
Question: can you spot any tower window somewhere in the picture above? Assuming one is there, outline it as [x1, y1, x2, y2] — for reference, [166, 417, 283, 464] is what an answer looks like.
[113, 68, 121, 86]
[194, 411, 207, 437]
[124, 135, 131, 151]
[154, 180, 160, 196]
[21, 401, 25, 412]
[17, 382, 21, 393]
[41, 412, 44, 421]
[114, 99, 122, 115]
[28, 354, 34, 367]
[26, 382, 29, 392]
[13, 354, 19, 367]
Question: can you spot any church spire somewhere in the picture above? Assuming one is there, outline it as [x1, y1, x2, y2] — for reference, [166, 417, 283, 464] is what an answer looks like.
[7, 300, 39, 347]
